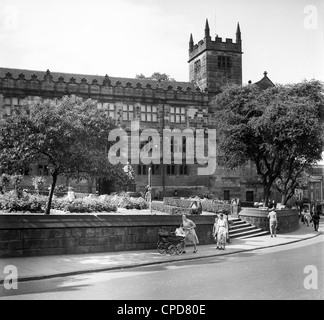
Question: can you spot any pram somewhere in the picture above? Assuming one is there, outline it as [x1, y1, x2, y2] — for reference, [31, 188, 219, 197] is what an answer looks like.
[157, 231, 186, 256]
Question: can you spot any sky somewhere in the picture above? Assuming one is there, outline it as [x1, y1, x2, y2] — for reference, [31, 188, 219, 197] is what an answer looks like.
[0, 0, 323, 85]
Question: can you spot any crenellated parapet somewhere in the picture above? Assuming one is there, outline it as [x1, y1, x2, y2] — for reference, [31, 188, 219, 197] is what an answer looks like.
[0, 68, 208, 102]
[189, 35, 242, 63]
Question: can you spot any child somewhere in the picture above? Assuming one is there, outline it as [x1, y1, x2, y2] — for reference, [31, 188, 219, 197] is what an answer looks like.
[175, 224, 186, 237]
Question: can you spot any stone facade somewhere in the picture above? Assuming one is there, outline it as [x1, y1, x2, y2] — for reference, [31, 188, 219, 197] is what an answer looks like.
[0, 20, 269, 202]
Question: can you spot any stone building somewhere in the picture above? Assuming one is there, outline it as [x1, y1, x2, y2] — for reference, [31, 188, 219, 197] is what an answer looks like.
[0, 20, 270, 202]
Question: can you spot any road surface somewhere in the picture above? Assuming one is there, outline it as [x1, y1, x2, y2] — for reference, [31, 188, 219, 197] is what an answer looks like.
[1, 234, 323, 300]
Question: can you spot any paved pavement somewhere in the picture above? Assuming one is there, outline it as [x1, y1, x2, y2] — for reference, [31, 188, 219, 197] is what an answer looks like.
[0, 220, 322, 284]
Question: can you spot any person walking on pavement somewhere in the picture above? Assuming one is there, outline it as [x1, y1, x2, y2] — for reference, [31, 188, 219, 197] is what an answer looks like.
[226, 213, 233, 243]
[303, 208, 312, 226]
[267, 207, 278, 237]
[182, 214, 199, 253]
[312, 210, 321, 232]
[212, 216, 219, 245]
[216, 213, 228, 250]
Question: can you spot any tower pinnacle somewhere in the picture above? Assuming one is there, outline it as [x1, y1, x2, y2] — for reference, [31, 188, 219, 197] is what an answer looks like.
[236, 22, 241, 43]
[189, 33, 194, 52]
[205, 19, 211, 39]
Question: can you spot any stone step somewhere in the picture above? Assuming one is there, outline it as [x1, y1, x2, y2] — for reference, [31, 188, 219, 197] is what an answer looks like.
[229, 218, 241, 222]
[230, 222, 253, 230]
[230, 225, 257, 235]
[230, 228, 268, 239]
[234, 230, 270, 239]
[229, 219, 241, 224]
[231, 221, 247, 227]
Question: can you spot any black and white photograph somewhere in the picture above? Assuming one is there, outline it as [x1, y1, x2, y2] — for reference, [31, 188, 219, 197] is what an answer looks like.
[0, 0, 323, 305]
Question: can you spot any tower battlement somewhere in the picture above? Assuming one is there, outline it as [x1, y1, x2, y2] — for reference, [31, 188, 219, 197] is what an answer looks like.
[189, 36, 242, 62]
[188, 20, 243, 95]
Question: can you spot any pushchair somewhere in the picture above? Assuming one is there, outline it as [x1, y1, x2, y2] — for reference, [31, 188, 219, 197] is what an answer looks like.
[157, 231, 185, 256]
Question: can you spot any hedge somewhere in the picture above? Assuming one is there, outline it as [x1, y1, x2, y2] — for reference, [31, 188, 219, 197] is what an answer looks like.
[151, 202, 193, 215]
[163, 198, 231, 214]
[0, 191, 47, 213]
[0, 192, 148, 214]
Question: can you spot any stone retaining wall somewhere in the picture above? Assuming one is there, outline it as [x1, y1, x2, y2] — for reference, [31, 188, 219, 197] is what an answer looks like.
[0, 214, 217, 258]
[239, 208, 299, 233]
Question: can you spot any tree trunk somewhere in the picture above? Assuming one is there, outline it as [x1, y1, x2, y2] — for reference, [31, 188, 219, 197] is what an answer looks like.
[281, 194, 287, 205]
[45, 169, 58, 215]
[263, 184, 272, 207]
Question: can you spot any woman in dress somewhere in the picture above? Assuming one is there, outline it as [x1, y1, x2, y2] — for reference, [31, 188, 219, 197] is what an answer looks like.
[212, 217, 219, 244]
[182, 214, 199, 253]
[216, 214, 228, 250]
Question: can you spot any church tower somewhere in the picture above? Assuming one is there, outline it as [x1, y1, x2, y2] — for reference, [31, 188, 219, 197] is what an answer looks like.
[189, 20, 243, 95]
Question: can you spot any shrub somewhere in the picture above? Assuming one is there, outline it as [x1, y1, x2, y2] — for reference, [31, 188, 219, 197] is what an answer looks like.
[0, 191, 47, 213]
[107, 194, 148, 210]
[55, 184, 68, 194]
[163, 197, 231, 213]
[151, 202, 192, 215]
[53, 196, 117, 213]
[200, 199, 231, 213]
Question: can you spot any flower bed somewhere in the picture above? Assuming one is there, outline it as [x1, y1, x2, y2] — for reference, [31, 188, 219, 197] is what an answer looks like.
[0, 192, 148, 214]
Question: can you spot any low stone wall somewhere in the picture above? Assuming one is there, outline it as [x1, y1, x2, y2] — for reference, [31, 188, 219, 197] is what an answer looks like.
[239, 208, 299, 233]
[0, 214, 217, 258]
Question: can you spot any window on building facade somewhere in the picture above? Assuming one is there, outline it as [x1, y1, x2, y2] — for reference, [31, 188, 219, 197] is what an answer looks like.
[224, 190, 230, 201]
[4, 97, 24, 115]
[167, 165, 176, 175]
[26, 96, 42, 105]
[218, 56, 231, 69]
[151, 165, 160, 175]
[38, 165, 49, 176]
[138, 165, 147, 175]
[141, 105, 157, 122]
[182, 137, 187, 153]
[122, 104, 134, 121]
[170, 107, 186, 123]
[138, 165, 160, 175]
[194, 59, 201, 74]
[246, 191, 254, 202]
[106, 103, 115, 118]
[179, 165, 189, 175]
[97, 102, 115, 118]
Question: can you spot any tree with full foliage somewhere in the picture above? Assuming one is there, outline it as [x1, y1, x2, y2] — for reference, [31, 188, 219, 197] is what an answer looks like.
[213, 80, 324, 206]
[0, 95, 135, 214]
[274, 166, 308, 205]
[136, 72, 176, 82]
